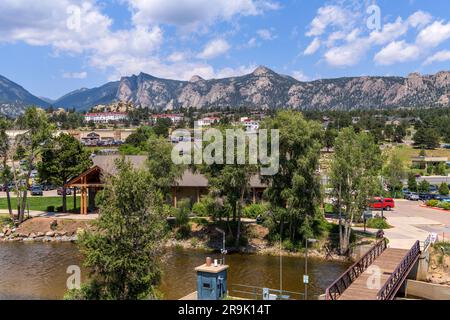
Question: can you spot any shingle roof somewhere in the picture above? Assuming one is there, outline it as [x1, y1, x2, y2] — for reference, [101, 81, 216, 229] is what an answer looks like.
[91, 155, 266, 188]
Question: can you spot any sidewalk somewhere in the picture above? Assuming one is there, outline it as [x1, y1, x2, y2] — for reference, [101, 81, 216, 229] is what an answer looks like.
[0, 209, 98, 220]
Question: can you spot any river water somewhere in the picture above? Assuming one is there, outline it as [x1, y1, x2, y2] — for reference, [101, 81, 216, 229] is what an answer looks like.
[0, 243, 349, 300]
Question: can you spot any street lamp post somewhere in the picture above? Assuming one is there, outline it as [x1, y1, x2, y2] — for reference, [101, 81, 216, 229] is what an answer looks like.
[304, 238, 318, 300]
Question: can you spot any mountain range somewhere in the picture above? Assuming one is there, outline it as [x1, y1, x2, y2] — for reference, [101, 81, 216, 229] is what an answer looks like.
[1, 66, 450, 117]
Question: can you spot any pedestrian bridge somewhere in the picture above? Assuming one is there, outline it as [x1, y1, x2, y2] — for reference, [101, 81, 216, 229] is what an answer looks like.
[325, 238, 427, 300]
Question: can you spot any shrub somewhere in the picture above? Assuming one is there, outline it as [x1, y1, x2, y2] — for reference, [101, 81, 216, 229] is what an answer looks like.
[174, 199, 191, 239]
[192, 196, 222, 218]
[282, 239, 297, 252]
[366, 218, 391, 229]
[56, 206, 64, 213]
[242, 203, 268, 219]
[426, 200, 439, 207]
[192, 201, 208, 217]
[47, 206, 55, 212]
[0, 215, 12, 227]
[437, 202, 450, 210]
[438, 182, 449, 196]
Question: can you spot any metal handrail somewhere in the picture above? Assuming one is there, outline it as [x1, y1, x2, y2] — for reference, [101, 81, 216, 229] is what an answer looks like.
[421, 234, 432, 252]
[376, 240, 421, 300]
[325, 238, 387, 300]
[229, 284, 304, 300]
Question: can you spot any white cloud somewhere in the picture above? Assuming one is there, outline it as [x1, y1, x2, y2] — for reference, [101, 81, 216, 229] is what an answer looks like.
[292, 70, 310, 81]
[304, 38, 321, 55]
[128, 0, 279, 31]
[167, 52, 187, 63]
[416, 21, 450, 48]
[62, 71, 87, 79]
[408, 11, 433, 29]
[324, 38, 370, 67]
[369, 17, 409, 45]
[257, 28, 277, 41]
[374, 41, 420, 65]
[424, 50, 450, 65]
[197, 39, 231, 59]
[214, 64, 258, 78]
[306, 5, 352, 37]
[246, 37, 259, 48]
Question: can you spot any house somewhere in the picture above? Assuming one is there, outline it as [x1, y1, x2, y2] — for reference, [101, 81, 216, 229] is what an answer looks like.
[197, 117, 221, 127]
[411, 156, 448, 170]
[84, 112, 128, 124]
[151, 113, 184, 125]
[65, 155, 267, 214]
[239, 117, 260, 132]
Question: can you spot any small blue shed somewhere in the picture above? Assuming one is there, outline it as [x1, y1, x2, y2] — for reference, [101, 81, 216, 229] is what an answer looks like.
[195, 263, 228, 300]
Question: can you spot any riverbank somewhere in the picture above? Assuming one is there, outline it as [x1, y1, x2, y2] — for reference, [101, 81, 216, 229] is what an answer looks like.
[0, 215, 368, 263]
[0, 217, 93, 243]
[166, 219, 372, 263]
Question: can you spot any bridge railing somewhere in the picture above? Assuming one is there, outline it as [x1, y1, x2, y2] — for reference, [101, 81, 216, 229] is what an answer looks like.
[377, 240, 421, 300]
[325, 238, 387, 300]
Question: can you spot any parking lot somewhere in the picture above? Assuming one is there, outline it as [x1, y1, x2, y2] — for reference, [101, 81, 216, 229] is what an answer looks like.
[383, 199, 450, 249]
[0, 190, 61, 198]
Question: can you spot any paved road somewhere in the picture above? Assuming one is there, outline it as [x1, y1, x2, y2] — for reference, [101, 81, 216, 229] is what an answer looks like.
[383, 200, 450, 249]
[0, 190, 72, 198]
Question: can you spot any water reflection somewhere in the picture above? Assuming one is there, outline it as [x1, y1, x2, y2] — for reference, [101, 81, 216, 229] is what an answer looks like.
[0, 243, 349, 300]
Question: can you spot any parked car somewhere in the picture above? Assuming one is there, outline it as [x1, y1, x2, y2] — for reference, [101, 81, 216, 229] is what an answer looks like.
[409, 193, 420, 201]
[57, 187, 72, 196]
[418, 193, 433, 201]
[403, 191, 412, 199]
[42, 184, 56, 191]
[369, 197, 395, 211]
[30, 185, 43, 196]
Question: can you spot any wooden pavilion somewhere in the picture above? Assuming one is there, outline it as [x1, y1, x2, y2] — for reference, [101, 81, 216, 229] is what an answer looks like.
[66, 155, 268, 215]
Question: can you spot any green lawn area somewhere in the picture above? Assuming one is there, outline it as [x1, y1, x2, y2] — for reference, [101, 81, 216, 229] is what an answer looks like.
[0, 196, 81, 212]
[389, 145, 450, 175]
[392, 145, 450, 165]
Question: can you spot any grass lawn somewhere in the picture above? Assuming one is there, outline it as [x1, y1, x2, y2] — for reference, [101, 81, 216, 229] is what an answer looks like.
[389, 145, 450, 175]
[392, 145, 450, 164]
[0, 196, 81, 212]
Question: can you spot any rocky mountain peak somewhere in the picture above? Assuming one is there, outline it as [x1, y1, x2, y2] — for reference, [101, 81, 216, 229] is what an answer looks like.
[189, 75, 205, 83]
[252, 66, 275, 76]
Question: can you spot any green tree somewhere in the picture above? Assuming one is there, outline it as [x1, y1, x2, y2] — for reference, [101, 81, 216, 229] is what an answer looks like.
[393, 125, 406, 143]
[323, 128, 338, 152]
[174, 199, 191, 238]
[262, 111, 324, 243]
[407, 172, 418, 192]
[147, 135, 184, 197]
[12, 107, 55, 222]
[72, 160, 166, 300]
[0, 119, 13, 217]
[438, 182, 449, 196]
[197, 125, 258, 246]
[124, 126, 154, 149]
[153, 118, 172, 138]
[383, 153, 406, 197]
[434, 163, 446, 176]
[384, 124, 394, 142]
[413, 127, 440, 149]
[331, 127, 382, 255]
[38, 134, 92, 212]
[418, 180, 430, 193]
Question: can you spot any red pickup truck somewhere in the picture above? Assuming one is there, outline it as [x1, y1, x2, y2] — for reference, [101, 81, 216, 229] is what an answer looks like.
[369, 197, 395, 211]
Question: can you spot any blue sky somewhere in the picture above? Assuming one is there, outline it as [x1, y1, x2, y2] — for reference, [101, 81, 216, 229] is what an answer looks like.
[1, 0, 450, 100]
